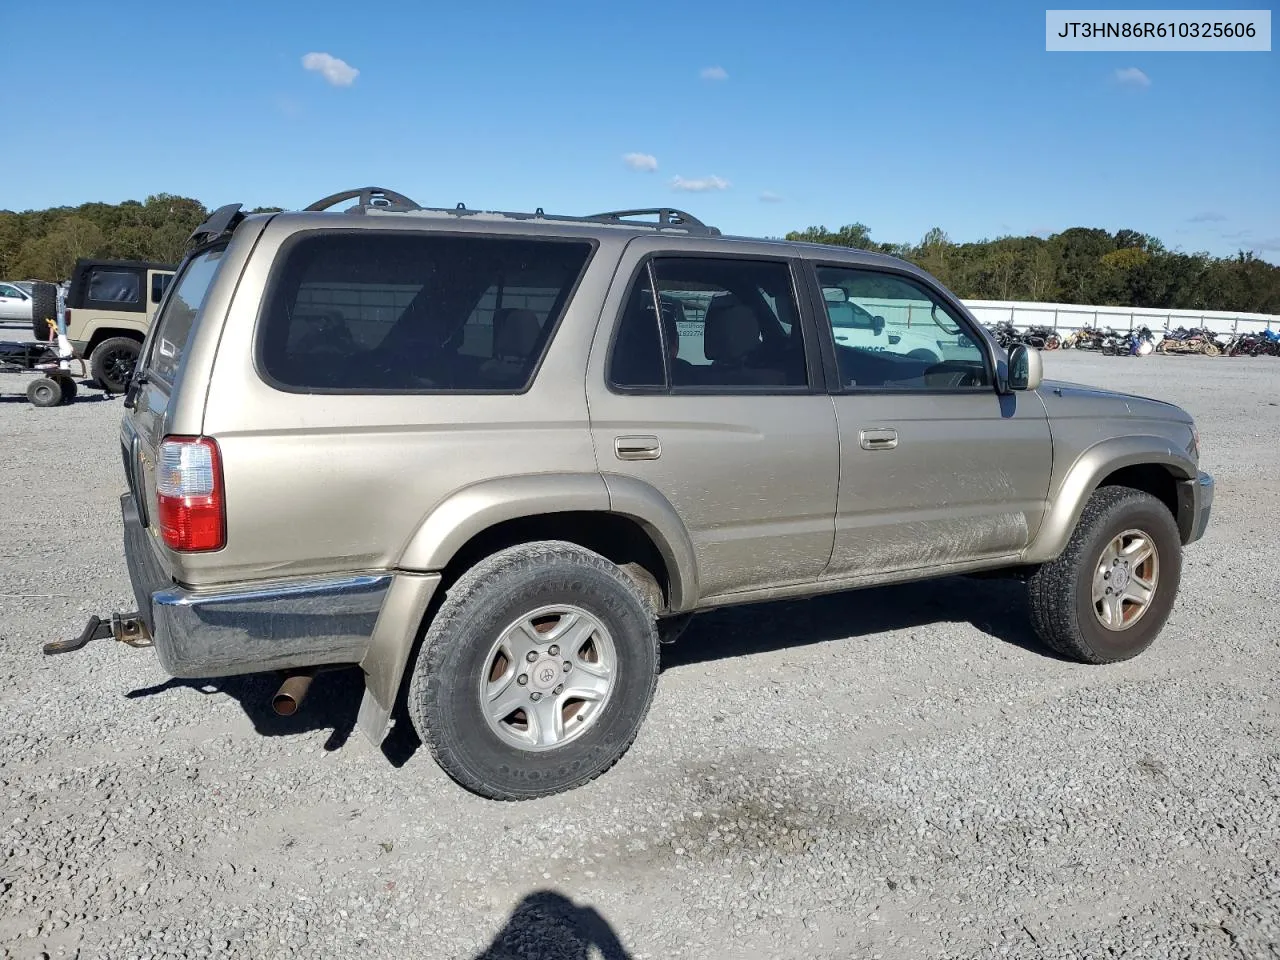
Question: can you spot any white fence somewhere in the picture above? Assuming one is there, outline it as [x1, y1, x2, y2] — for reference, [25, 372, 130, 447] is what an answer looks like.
[961, 299, 1277, 336]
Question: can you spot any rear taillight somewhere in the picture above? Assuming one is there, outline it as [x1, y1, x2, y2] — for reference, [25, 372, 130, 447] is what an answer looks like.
[156, 437, 224, 551]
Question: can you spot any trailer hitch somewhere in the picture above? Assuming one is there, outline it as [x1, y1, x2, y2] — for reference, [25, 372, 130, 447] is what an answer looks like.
[44, 612, 152, 655]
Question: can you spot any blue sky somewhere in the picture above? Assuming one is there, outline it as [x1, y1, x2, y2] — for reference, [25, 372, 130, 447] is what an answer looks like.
[1, 0, 1276, 260]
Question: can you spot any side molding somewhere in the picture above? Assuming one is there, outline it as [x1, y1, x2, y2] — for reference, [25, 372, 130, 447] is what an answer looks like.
[1021, 435, 1196, 564]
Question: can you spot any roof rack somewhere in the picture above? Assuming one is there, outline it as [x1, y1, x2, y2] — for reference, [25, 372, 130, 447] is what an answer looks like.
[300, 188, 721, 236]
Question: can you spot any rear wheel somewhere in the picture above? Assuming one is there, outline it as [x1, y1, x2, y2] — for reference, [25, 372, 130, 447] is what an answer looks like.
[407, 541, 660, 800]
[1027, 486, 1182, 664]
[26, 377, 62, 408]
[90, 337, 141, 393]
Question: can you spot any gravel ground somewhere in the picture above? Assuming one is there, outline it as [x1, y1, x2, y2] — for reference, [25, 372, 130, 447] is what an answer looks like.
[1, 338, 1278, 960]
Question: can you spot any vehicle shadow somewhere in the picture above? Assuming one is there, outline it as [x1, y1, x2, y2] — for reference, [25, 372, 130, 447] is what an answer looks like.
[470, 890, 634, 960]
[659, 573, 1055, 672]
[124, 575, 1055, 765]
[125, 666, 362, 751]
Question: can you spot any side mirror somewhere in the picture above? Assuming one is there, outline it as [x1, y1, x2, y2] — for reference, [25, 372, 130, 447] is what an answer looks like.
[872, 315, 885, 336]
[1007, 343, 1043, 391]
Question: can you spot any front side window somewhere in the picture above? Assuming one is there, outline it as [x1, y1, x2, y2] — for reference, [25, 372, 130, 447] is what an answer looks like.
[257, 233, 593, 392]
[816, 266, 990, 389]
[0, 284, 26, 299]
[88, 269, 141, 304]
[146, 247, 227, 385]
[609, 257, 808, 391]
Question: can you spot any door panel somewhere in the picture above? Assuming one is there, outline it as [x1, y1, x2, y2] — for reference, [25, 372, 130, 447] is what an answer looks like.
[808, 261, 1053, 577]
[827, 391, 1051, 577]
[586, 242, 840, 602]
[591, 394, 840, 598]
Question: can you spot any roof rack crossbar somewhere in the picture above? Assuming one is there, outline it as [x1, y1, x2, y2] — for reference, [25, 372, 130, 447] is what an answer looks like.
[304, 187, 424, 213]
[588, 208, 711, 229]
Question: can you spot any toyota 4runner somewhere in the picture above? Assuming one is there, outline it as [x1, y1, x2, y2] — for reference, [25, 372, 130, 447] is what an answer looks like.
[48, 187, 1214, 800]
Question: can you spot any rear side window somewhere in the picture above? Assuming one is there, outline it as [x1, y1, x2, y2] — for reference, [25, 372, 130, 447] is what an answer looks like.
[146, 248, 226, 385]
[88, 269, 140, 304]
[256, 232, 593, 392]
[151, 272, 173, 304]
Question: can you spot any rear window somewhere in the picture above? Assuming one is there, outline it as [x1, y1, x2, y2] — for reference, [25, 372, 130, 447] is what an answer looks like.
[256, 232, 593, 392]
[88, 269, 140, 304]
[146, 247, 226, 385]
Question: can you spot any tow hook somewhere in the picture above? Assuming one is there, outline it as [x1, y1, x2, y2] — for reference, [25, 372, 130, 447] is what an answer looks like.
[43, 612, 152, 655]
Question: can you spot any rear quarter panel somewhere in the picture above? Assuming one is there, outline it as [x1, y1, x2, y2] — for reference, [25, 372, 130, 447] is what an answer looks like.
[171, 216, 624, 588]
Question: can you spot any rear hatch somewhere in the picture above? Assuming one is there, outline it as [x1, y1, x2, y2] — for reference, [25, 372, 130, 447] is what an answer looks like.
[120, 243, 232, 558]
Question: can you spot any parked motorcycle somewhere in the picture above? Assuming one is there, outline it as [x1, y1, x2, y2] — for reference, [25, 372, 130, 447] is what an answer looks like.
[1227, 329, 1280, 357]
[1021, 324, 1061, 350]
[1156, 326, 1223, 357]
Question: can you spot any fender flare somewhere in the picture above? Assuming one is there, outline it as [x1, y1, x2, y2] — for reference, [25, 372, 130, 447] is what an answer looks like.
[1021, 435, 1197, 564]
[396, 472, 699, 611]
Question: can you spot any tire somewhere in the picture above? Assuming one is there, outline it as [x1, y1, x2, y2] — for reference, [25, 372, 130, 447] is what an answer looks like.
[90, 337, 141, 393]
[26, 377, 63, 408]
[1202, 342, 1222, 357]
[30, 282, 57, 341]
[1027, 486, 1182, 664]
[407, 541, 660, 800]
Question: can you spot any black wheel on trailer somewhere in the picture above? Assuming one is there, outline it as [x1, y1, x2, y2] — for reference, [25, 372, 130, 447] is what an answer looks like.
[27, 377, 63, 408]
[30, 282, 57, 342]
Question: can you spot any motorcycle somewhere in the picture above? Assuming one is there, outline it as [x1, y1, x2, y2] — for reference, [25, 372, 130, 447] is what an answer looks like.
[1156, 326, 1223, 357]
[1062, 325, 1106, 351]
[1021, 324, 1061, 350]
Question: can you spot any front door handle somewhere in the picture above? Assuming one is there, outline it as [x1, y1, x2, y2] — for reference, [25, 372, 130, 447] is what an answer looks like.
[859, 428, 898, 451]
[615, 435, 661, 461]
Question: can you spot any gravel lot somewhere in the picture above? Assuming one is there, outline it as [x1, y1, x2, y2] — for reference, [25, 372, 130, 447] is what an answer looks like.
[1, 337, 1277, 960]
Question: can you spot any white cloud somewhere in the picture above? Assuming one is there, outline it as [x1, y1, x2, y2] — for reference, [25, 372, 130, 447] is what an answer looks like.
[699, 66, 728, 81]
[623, 152, 658, 172]
[759, 191, 783, 203]
[671, 175, 730, 193]
[1114, 67, 1150, 88]
[302, 52, 359, 87]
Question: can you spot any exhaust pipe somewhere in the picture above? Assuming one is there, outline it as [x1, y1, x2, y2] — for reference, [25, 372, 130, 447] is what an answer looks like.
[272, 669, 316, 717]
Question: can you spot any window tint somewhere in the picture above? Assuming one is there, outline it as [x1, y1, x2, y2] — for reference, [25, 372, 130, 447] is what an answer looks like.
[147, 248, 226, 385]
[816, 266, 990, 390]
[608, 268, 667, 389]
[151, 272, 173, 304]
[0, 284, 25, 299]
[88, 269, 140, 304]
[650, 257, 807, 389]
[257, 233, 592, 392]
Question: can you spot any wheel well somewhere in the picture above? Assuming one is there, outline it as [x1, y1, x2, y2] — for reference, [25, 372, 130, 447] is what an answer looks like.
[438, 512, 672, 610]
[85, 328, 144, 354]
[1097, 464, 1178, 519]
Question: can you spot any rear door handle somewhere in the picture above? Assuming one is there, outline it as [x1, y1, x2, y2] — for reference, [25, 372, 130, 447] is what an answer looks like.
[859, 428, 898, 451]
[615, 435, 661, 461]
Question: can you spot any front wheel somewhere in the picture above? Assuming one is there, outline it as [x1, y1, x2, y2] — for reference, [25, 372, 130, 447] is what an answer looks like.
[1027, 487, 1182, 664]
[407, 541, 660, 800]
[1202, 342, 1222, 357]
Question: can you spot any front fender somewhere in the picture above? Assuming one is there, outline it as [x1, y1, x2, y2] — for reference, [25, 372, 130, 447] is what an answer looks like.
[1021, 434, 1197, 564]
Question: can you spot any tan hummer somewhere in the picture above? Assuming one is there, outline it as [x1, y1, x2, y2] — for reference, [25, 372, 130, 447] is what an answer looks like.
[48, 188, 1214, 801]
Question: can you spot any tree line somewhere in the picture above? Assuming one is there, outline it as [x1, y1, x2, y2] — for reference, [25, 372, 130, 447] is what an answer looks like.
[2, 194, 1276, 314]
[786, 224, 1280, 315]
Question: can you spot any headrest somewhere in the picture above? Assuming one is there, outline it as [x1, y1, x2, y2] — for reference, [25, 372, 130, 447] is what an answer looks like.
[704, 303, 761, 363]
[493, 308, 541, 359]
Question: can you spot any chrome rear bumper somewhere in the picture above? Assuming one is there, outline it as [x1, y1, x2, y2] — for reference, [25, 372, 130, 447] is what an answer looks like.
[121, 493, 391, 678]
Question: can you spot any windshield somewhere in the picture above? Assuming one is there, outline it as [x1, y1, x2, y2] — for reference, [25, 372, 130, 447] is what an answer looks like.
[142, 245, 227, 386]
